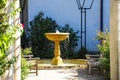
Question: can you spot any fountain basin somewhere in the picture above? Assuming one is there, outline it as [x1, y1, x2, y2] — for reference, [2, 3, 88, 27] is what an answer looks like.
[31, 59, 88, 69]
[45, 33, 69, 41]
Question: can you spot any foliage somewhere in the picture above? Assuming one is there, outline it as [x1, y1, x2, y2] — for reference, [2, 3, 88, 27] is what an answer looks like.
[29, 12, 57, 58]
[29, 11, 79, 59]
[0, 0, 22, 76]
[21, 58, 29, 80]
[0, 0, 7, 10]
[96, 30, 110, 79]
[21, 48, 31, 80]
[59, 24, 80, 59]
[59, 24, 79, 49]
[22, 47, 32, 55]
[77, 47, 87, 59]
[21, 32, 29, 49]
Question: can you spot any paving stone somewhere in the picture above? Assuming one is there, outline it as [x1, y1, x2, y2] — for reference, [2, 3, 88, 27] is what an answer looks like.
[25, 68, 104, 80]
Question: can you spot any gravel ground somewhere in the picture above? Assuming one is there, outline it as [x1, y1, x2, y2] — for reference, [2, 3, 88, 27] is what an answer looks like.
[25, 68, 104, 80]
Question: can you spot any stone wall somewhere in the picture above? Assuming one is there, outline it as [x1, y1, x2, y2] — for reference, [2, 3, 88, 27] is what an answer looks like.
[118, 1, 120, 80]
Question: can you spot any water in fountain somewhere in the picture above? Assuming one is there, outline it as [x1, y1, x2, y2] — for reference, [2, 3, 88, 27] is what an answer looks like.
[56, 30, 60, 33]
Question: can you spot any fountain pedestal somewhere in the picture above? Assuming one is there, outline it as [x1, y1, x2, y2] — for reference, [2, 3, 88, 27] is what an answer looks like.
[52, 41, 62, 65]
[45, 33, 69, 65]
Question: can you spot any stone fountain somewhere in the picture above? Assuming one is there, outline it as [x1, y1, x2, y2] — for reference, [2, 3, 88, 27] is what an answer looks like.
[45, 30, 69, 65]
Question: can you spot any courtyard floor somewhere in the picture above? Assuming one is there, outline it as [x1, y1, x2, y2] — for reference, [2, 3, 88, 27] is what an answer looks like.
[25, 68, 104, 80]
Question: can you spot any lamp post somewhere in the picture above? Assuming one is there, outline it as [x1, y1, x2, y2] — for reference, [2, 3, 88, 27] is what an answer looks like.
[20, 0, 26, 23]
[76, 0, 94, 51]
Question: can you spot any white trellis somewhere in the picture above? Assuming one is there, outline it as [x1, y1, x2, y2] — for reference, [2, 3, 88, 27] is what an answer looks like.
[0, 0, 21, 80]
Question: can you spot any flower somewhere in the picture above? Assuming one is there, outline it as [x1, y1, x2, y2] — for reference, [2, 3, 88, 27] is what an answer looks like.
[20, 23, 24, 31]
[21, 23, 24, 28]
[17, 23, 24, 35]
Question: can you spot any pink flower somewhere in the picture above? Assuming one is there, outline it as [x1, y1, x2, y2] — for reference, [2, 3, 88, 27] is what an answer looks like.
[18, 23, 24, 34]
[21, 24, 24, 28]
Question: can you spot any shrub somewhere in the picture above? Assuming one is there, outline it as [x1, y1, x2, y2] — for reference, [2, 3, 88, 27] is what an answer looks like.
[22, 47, 32, 55]
[21, 58, 29, 80]
[77, 47, 87, 59]
[96, 30, 110, 79]
[21, 48, 31, 80]
[29, 12, 58, 59]
[21, 32, 29, 49]
[59, 24, 79, 59]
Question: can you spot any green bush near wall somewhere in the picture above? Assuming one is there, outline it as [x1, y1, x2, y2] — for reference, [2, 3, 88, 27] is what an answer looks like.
[96, 30, 110, 80]
[21, 58, 29, 80]
[21, 48, 31, 80]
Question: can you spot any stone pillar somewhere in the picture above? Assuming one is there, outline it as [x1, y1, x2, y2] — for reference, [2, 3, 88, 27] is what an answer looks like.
[118, 0, 120, 80]
[13, 0, 21, 80]
[110, 0, 120, 80]
[14, 33, 21, 80]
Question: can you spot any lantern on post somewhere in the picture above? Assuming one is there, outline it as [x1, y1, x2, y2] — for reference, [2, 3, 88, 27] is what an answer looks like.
[76, 0, 94, 51]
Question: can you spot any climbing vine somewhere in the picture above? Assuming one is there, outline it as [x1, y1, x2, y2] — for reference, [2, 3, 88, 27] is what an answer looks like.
[0, 0, 22, 76]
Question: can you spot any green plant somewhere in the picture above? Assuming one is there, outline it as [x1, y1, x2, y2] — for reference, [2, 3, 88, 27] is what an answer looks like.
[29, 11, 58, 58]
[96, 30, 110, 79]
[59, 24, 80, 59]
[22, 47, 32, 55]
[21, 48, 31, 80]
[29, 11, 79, 59]
[21, 58, 29, 80]
[21, 32, 29, 49]
[0, 0, 21, 76]
[77, 47, 87, 59]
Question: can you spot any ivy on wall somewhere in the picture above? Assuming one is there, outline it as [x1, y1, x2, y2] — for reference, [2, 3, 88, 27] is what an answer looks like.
[0, 0, 22, 76]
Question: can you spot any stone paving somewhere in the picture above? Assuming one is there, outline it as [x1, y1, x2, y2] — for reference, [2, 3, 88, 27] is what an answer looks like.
[25, 68, 104, 80]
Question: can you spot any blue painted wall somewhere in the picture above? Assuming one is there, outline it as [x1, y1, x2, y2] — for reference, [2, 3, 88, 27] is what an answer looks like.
[103, 0, 110, 30]
[28, 0, 110, 52]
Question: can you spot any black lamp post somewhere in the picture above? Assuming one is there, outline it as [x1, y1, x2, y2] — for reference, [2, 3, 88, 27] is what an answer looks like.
[20, 0, 26, 23]
[76, 0, 94, 51]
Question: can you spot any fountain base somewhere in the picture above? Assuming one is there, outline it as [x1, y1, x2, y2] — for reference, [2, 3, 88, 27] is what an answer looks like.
[45, 32, 69, 65]
[52, 57, 63, 65]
